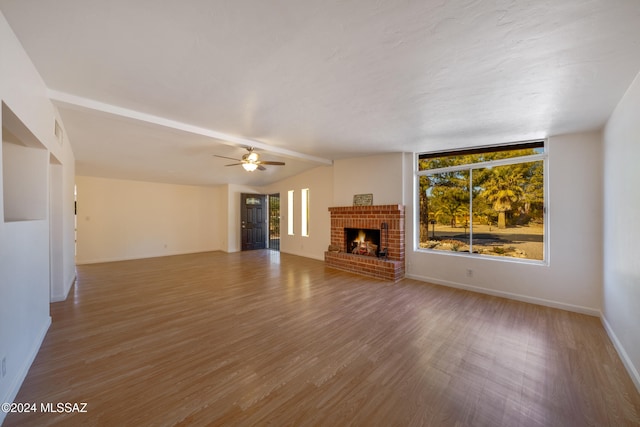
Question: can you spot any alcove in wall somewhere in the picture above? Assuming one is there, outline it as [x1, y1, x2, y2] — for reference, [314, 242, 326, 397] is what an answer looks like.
[2, 102, 48, 222]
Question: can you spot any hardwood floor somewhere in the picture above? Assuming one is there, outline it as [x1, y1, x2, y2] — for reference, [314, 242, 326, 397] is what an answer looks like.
[5, 251, 640, 426]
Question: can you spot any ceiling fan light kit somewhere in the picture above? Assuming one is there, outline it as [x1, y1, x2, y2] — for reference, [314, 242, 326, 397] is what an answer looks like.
[242, 162, 258, 172]
[214, 147, 285, 172]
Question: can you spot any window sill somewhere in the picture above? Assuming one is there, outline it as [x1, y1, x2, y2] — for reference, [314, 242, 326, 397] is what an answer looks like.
[414, 247, 548, 267]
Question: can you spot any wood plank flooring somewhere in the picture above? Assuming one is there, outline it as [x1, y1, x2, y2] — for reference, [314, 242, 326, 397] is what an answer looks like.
[5, 251, 640, 426]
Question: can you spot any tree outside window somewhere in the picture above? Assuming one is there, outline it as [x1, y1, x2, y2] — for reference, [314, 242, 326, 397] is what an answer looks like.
[418, 142, 545, 261]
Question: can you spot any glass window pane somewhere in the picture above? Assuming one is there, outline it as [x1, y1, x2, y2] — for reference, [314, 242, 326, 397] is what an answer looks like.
[471, 161, 544, 260]
[418, 171, 471, 253]
[301, 188, 309, 237]
[418, 141, 544, 171]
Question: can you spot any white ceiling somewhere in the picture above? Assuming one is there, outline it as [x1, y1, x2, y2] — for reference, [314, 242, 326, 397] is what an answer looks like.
[1, 0, 639, 186]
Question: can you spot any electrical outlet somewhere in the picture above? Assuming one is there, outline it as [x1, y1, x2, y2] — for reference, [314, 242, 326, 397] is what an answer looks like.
[466, 269, 473, 277]
[2, 357, 6, 377]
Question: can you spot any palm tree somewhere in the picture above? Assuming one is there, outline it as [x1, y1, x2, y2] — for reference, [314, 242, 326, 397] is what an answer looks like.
[481, 167, 524, 228]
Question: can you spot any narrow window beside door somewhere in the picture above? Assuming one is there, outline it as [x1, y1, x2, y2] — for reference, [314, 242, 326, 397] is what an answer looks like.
[301, 188, 309, 237]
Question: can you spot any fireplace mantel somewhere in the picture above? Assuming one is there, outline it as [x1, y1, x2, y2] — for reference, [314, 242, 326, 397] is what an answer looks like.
[325, 204, 405, 281]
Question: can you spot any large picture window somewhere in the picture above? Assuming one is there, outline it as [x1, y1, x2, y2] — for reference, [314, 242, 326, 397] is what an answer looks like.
[417, 141, 545, 261]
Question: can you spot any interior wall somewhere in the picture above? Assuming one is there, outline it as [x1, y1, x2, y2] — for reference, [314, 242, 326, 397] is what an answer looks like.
[2, 141, 48, 221]
[75, 176, 223, 264]
[333, 153, 404, 206]
[405, 132, 603, 315]
[49, 159, 64, 301]
[0, 11, 76, 424]
[602, 71, 640, 391]
[223, 183, 262, 253]
[61, 122, 76, 299]
[263, 166, 334, 260]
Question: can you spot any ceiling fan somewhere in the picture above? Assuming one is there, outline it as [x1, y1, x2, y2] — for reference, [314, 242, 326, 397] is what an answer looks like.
[214, 147, 285, 172]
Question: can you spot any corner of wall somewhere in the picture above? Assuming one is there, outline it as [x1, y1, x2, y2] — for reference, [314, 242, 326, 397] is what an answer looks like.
[601, 314, 640, 393]
[601, 67, 640, 397]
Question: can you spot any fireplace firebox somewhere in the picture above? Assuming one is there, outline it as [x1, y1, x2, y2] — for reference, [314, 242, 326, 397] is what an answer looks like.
[345, 228, 380, 256]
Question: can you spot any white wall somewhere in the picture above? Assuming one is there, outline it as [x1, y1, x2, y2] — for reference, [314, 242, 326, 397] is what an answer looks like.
[405, 132, 603, 315]
[2, 142, 48, 221]
[49, 159, 64, 301]
[602, 71, 640, 391]
[333, 153, 404, 206]
[0, 11, 76, 424]
[75, 176, 223, 264]
[61, 129, 77, 299]
[73, 179, 266, 262]
[222, 183, 262, 253]
[263, 166, 334, 260]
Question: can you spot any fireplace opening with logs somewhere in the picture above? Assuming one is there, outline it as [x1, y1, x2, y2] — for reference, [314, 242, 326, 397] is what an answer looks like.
[345, 225, 388, 258]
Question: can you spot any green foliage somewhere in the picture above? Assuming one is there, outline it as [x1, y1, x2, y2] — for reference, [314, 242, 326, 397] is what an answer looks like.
[419, 149, 544, 233]
[422, 170, 470, 229]
[418, 148, 541, 171]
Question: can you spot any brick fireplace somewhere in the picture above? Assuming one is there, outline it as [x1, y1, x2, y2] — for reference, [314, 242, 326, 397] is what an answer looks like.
[325, 204, 405, 281]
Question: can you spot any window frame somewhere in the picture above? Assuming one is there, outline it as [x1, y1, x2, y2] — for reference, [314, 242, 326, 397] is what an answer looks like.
[414, 141, 548, 265]
[287, 190, 295, 236]
[301, 188, 310, 237]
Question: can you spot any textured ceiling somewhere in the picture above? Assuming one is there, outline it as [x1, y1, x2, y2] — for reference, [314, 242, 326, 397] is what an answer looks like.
[1, 0, 639, 186]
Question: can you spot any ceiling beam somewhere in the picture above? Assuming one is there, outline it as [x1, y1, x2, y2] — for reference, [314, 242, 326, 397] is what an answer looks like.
[48, 89, 334, 166]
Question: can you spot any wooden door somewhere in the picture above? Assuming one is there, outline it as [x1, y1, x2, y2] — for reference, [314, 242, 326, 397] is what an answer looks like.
[241, 193, 266, 251]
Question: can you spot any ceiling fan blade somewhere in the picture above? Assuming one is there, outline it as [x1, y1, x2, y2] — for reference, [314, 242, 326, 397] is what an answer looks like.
[257, 165, 267, 171]
[225, 163, 243, 166]
[258, 161, 285, 166]
[214, 154, 242, 161]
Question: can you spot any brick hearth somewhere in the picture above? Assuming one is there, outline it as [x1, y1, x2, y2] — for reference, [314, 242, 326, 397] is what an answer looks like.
[325, 204, 405, 281]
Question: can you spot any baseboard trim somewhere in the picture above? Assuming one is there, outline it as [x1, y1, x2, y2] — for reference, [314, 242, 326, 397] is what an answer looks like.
[76, 250, 326, 265]
[280, 250, 325, 261]
[601, 314, 640, 394]
[50, 275, 77, 303]
[404, 273, 600, 317]
[50, 294, 66, 303]
[0, 316, 51, 425]
[76, 249, 222, 265]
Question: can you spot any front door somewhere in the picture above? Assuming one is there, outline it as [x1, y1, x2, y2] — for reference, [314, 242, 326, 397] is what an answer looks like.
[241, 193, 266, 251]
